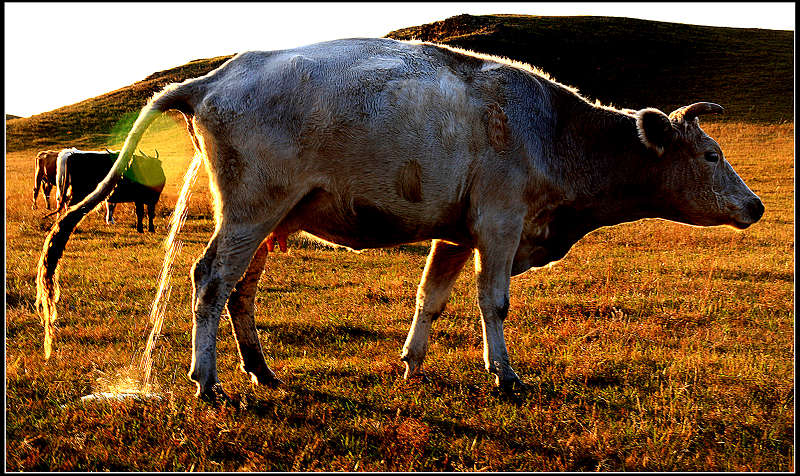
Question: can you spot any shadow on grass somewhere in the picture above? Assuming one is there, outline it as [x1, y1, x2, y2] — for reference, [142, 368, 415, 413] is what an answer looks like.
[394, 244, 431, 256]
[255, 322, 405, 347]
[260, 281, 352, 293]
[6, 289, 35, 312]
[683, 267, 793, 283]
[240, 380, 564, 468]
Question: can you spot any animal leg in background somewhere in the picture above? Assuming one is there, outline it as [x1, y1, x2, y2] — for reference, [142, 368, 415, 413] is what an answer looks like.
[401, 240, 472, 380]
[105, 202, 116, 224]
[135, 201, 145, 233]
[226, 239, 282, 386]
[146, 200, 157, 232]
[33, 168, 52, 210]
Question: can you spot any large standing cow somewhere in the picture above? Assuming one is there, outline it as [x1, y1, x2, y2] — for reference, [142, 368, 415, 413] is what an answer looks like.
[37, 38, 764, 402]
[32, 150, 62, 209]
[54, 148, 166, 233]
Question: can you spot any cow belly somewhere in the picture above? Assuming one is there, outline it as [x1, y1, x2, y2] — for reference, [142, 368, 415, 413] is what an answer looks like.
[108, 183, 162, 203]
[278, 188, 469, 249]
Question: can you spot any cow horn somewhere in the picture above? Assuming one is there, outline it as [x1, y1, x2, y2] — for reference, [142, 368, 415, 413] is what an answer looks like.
[154, 149, 159, 160]
[137, 148, 151, 159]
[669, 102, 724, 123]
[104, 148, 113, 154]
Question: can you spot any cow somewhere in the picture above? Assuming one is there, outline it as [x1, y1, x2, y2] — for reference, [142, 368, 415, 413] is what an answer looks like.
[32, 150, 61, 209]
[53, 148, 166, 233]
[36, 38, 764, 403]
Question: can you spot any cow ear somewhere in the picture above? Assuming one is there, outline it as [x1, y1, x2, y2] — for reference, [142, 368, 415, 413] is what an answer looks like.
[636, 108, 674, 157]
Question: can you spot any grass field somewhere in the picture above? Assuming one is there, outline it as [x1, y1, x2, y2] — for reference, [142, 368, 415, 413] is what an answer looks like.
[5, 118, 795, 471]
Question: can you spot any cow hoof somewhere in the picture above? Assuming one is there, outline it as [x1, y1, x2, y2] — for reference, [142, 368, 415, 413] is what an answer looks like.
[199, 383, 232, 406]
[401, 358, 431, 383]
[496, 376, 528, 394]
[411, 370, 431, 384]
[250, 372, 284, 388]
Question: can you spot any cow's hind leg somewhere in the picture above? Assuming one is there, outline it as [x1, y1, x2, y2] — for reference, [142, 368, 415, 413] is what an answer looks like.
[226, 238, 281, 386]
[134, 201, 145, 233]
[189, 220, 272, 402]
[401, 240, 472, 380]
[32, 169, 43, 209]
[189, 194, 305, 402]
[146, 200, 157, 232]
[43, 183, 53, 210]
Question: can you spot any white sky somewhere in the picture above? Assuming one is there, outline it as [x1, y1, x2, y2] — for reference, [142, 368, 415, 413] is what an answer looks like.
[4, 2, 795, 118]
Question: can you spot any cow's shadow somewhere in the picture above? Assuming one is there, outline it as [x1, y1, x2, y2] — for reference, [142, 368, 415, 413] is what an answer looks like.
[254, 322, 404, 347]
[237, 376, 564, 466]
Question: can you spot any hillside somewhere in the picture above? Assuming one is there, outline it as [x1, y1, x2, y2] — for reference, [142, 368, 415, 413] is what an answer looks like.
[6, 14, 793, 152]
[386, 15, 793, 123]
[5, 55, 233, 152]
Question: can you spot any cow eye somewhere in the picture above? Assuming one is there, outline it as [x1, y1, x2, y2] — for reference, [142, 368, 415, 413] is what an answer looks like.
[704, 152, 720, 163]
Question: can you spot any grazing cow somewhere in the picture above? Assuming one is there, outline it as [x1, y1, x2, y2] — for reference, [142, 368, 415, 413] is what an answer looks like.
[32, 150, 61, 209]
[54, 148, 166, 233]
[37, 38, 764, 402]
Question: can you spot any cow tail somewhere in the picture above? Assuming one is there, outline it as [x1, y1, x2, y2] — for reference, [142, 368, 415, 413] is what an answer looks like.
[36, 80, 201, 359]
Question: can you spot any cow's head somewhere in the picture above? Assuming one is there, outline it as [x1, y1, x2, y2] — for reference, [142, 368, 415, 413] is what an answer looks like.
[635, 102, 764, 229]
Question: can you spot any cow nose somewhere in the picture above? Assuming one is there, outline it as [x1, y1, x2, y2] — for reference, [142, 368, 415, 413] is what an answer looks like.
[745, 198, 765, 222]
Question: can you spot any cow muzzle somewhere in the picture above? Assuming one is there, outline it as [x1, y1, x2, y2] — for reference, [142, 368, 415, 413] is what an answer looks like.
[731, 197, 765, 229]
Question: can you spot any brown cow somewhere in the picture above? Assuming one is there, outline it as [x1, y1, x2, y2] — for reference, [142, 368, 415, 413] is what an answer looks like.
[32, 150, 61, 209]
[37, 38, 763, 402]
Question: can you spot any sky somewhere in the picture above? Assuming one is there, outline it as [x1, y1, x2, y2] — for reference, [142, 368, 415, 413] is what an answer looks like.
[4, 2, 795, 118]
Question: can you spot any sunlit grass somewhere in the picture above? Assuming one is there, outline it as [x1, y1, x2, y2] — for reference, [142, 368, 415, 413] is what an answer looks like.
[5, 121, 794, 471]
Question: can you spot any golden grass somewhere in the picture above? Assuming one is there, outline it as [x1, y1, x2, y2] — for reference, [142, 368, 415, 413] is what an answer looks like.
[4, 120, 794, 471]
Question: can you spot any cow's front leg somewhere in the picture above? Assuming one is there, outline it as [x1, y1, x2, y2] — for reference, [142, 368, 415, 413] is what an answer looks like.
[401, 239, 472, 380]
[474, 217, 526, 392]
[226, 238, 282, 387]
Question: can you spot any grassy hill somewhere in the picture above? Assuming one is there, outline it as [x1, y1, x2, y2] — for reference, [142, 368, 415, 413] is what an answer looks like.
[5, 55, 233, 152]
[386, 15, 793, 123]
[5, 14, 793, 152]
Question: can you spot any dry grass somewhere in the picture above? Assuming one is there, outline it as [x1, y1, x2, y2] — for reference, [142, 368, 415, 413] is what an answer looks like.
[5, 120, 794, 471]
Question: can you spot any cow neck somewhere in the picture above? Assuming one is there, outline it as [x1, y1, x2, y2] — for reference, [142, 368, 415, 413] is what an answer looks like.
[552, 102, 661, 229]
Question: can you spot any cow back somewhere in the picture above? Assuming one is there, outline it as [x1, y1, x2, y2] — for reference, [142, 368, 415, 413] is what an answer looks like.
[66, 153, 116, 205]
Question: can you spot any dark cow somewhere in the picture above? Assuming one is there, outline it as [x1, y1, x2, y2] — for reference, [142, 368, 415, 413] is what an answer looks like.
[38, 38, 764, 402]
[54, 148, 166, 233]
[32, 150, 61, 209]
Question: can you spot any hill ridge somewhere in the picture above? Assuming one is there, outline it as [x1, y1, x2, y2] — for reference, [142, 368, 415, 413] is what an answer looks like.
[385, 14, 793, 122]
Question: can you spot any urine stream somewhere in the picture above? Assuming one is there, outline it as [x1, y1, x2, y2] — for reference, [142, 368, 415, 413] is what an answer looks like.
[90, 154, 203, 399]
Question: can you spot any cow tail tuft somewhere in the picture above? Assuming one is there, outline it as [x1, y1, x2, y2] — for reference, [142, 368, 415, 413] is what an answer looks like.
[35, 79, 200, 359]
